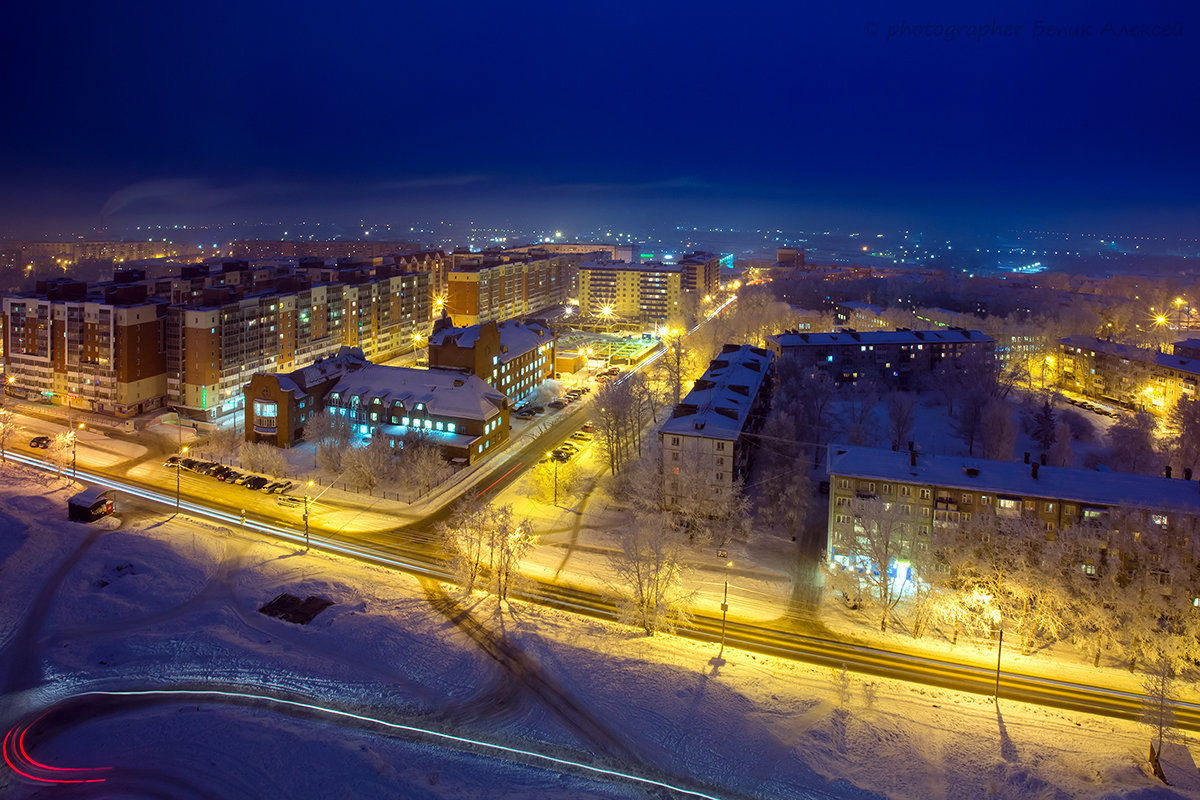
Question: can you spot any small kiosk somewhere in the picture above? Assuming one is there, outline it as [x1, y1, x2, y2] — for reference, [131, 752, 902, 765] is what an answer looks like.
[68, 487, 115, 523]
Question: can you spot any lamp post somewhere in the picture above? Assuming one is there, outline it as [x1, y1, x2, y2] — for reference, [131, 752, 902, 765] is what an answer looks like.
[176, 445, 188, 510]
[303, 479, 334, 551]
[718, 555, 733, 659]
[70, 422, 84, 480]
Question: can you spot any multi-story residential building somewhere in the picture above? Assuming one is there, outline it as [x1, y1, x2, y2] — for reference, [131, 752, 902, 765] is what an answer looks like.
[445, 250, 573, 326]
[166, 264, 429, 422]
[658, 344, 774, 508]
[676, 251, 725, 296]
[245, 347, 507, 464]
[764, 328, 995, 387]
[834, 301, 889, 329]
[1058, 336, 1200, 413]
[227, 240, 423, 261]
[3, 240, 202, 266]
[578, 260, 682, 323]
[427, 318, 555, 403]
[1, 277, 166, 416]
[826, 443, 1200, 577]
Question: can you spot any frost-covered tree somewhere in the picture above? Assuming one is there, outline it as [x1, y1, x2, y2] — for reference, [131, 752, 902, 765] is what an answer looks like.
[439, 497, 534, 601]
[885, 392, 918, 449]
[1031, 400, 1057, 452]
[0, 408, 15, 462]
[1165, 397, 1200, 474]
[47, 432, 72, 477]
[238, 441, 288, 476]
[342, 437, 392, 491]
[306, 409, 354, 474]
[980, 397, 1018, 461]
[1048, 419, 1074, 467]
[1106, 410, 1159, 475]
[609, 510, 695, 635]
[826, 497, 915, 632]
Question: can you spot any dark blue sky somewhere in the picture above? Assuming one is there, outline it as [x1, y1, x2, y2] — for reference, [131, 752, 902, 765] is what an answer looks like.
[2, 1, 1198, 236]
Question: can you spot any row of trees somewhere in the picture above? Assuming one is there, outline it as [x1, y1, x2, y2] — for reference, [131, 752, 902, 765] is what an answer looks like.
[438, 494, 533, 602]
[305, 410, 452, 497]
[827, 498, 1200, 676]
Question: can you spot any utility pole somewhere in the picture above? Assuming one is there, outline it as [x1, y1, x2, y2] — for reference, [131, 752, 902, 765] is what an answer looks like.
[994, 627, 1004, 701]
[717, 552, 732, 659]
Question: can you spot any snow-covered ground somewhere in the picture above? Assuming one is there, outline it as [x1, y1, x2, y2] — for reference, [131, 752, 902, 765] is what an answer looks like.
[3, 466, 1199, 798]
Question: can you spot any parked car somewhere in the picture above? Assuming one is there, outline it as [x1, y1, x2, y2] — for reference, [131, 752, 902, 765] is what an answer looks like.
[201, 463, 223, 476]
[180, 458, 200, 472]
[276, 495, 304, 508]
[530, 405, 545, 414]
[233, 473, 254, 486]
[29, 436, 51, 449]
[272, 480, 293, 494]
[581, 421, 595, 433]
[548, 400, 566, 409]
[163, 455, 181, 468]
[260, 481, 284, 494]
[571, 431, 592, 441]
[244, 476, 270, 491]
[208, 465, 231, 479]
[219, 470, 242, 483]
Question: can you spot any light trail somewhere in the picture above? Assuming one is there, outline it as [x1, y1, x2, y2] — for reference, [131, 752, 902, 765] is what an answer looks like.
[28, 689, 736, 800]
[475, 460, 525, 497]
[3, 721, 109, 784]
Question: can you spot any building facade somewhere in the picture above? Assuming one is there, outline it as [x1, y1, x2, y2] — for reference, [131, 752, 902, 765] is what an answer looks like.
[658, 344, 774, 509]
[677, 251, 725, 296]
[578, 261, 682, 323]
[1, 278, 166, 416]
[826, 443, 1200, 577]
[1058, 336, 1200, 413]
[765, 329, 995, 387]
[445, 251, 573, 326]
[245, 347, 507, 464]
[428, 318, 555, 402]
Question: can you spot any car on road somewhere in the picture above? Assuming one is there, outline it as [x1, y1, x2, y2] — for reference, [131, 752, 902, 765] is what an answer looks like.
[276, 495, 304, 508]
[581, 421, 595, 433]
[29, 436, 51, 449]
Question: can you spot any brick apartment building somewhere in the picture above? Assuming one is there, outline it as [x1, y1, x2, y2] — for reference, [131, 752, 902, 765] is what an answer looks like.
[1058, 335, 1200, 414]
[428, 318, 556, 402]
[245, 347, 507, 464]
[445, 249, 577, 326]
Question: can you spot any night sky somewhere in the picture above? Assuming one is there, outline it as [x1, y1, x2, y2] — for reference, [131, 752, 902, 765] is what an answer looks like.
[2, 1, 1198, 236]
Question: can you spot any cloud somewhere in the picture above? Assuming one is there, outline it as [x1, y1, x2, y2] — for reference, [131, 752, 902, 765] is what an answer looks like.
[546, 176, 709, 192]
[100, 178, 303, 218]
[372, 174, 491, 191]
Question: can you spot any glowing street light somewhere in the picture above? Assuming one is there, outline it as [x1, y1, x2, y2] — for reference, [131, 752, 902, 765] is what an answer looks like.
[69, 422, 84, 480]
[176, 445, 189, 510]
[303, 480, 334, 551]
[599, 305, 613, 318]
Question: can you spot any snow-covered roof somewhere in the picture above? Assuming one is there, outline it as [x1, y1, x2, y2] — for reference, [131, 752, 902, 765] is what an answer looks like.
[580, 260, 681, 273]
[837, 301, 886, 313]
[767, 329, 993, 349]
[332, 366, 503, 422]
[659, 345, 773, 440]
[1062, 336, 1200, 378]
[428, 319, 552, 363]
[827, 444, 1200, 515]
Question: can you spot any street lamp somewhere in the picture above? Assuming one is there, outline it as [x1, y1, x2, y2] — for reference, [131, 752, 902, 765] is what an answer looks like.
[176, 445, 188, 510]
[303, 480, 334, 551]
[70, 422, 84, 480]
[718, 557, 733, 659]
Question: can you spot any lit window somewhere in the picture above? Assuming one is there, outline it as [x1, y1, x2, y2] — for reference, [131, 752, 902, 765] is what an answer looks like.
[448, 423, 456, 433]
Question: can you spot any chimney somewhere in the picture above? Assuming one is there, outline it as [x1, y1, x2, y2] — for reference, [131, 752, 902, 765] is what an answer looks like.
[1032, 462, 1040, 480]
[1165, 465, 1173, 479]
[1186, 467, 1193, 481]
[907, 440, 914, 452]
[1023, 452, 1030, 464]
[1040, 453, 1047, 466]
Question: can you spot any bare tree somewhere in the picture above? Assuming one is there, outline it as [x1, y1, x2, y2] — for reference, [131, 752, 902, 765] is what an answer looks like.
[0, 408, 15, 462]
[885, 392, 918, 449]
[47, 432, 72, 477]
[1048, 418, 1073, 467]
[439, 496, 533, 602]
[342, 437, 392, 491]
[1141, 654, 1178, 783]
[608, 510, 695, 635]
[827, 497, 915, 632]
[306, 409, 354, 474]
[1106, 411, 1159, 474]
[980, 397, 1018, 461]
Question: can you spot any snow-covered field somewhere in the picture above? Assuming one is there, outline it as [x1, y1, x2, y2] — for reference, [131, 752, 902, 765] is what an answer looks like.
[2, 465, 1199, 799]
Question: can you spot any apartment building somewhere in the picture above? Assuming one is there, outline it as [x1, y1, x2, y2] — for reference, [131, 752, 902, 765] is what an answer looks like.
[578, 260, 682, 323]
[227, 240, 423, 260]
[167, 265, 429, 422]
[826, 443, 1200, 575]
[246, 347, 507, 464]
[1, 277, 166, 416]
[764, 328, 994, 387]
[677, 251, 725, 296]
[834, 301, 889, 329]
[658, 344, 774, 508]
[427, 318, 555, 402]
[445, 250, 573, 326]
[1058, 336, 1200, 414]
